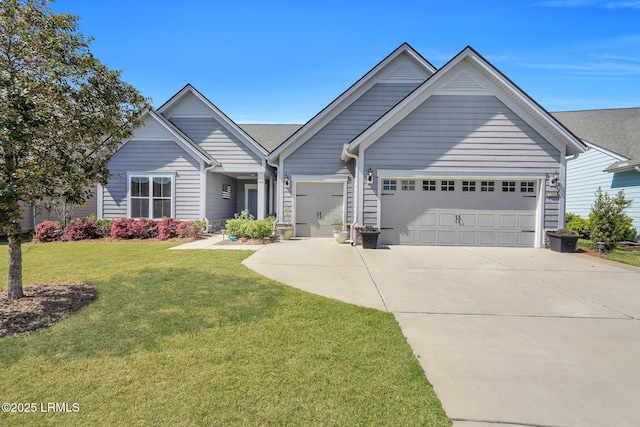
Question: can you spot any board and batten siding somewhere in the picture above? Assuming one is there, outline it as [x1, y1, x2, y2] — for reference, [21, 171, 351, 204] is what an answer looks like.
[103, 139, 202, 219]
[363, 94, 562, 228]
[171, 117, 262, 168]
[566, 148, 640, 229]
[283, 82, 421, 223]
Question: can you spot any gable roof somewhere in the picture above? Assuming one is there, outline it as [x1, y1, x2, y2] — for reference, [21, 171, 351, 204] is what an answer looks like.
[157, 84, 269, 157]
[268, 43, 437, 162]
[122, 109, 217, 165]
[345, 46, 586, 157]
[551, 108, 640, 171]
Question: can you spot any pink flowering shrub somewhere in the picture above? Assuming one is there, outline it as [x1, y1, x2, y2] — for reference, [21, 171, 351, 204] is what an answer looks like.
[177, 221, 203, 240]
[110, 218, 138, 239]
[34, 221, 63, 242]
[157, 217, 180, 240]
[64, 217, 103, 241]
[132, 218, 158, 239]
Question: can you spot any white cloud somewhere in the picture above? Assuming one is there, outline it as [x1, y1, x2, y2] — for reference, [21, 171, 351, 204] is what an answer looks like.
[605, 1, 640, 8]
[534, 0, 640, 7]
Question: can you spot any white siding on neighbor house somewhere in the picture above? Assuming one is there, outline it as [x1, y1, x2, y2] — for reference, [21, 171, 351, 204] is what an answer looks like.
[103, 139, 201, 219]
[283, 82, 421, 223]
[171, 117, 263, 168]
[363, 95, 562, 228]
[567, 148, 640, 229]
[206, 173, 238, 221]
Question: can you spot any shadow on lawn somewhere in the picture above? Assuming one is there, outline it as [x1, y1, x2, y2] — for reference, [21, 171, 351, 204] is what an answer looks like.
[0, 267, 285, 363]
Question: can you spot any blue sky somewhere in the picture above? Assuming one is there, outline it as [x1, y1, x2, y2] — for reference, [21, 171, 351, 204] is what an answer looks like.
[51, 0, 640, 123]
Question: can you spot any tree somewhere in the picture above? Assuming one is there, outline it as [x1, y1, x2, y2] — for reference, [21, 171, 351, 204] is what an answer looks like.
[1, 0, 148, 300]
[589, 187, 633, 252]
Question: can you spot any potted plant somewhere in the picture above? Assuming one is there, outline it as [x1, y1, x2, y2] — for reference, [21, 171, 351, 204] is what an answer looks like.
[360, 225, 380, 249]
[331, 216, 348, 244]
[547, 229, 580, 253]
[277, 223, 293, 240]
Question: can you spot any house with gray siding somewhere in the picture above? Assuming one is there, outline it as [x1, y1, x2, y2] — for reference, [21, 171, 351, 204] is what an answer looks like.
[555, 108, 640, 230]
[21, 43, 604, 249]
[268, 45, 585, 248]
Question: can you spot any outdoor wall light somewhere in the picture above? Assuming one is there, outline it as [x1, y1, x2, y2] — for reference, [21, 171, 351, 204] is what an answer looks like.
[367, 168, 374, 183]
[550, 172, 559, 187]
[284, 175, 290, 187]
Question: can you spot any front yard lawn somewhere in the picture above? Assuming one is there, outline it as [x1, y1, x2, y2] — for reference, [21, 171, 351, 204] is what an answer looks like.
[578, 239, 640, 268]
[0, 241, 449, 426]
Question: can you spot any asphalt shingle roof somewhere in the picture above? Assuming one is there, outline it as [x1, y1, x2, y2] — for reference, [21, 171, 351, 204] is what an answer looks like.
[551, 108, 640, 161]
[238, 124, 302, 153]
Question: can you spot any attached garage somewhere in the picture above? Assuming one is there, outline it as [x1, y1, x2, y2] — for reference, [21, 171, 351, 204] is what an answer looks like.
[379, 178, 539, 247]
[294, 181, 345, 237]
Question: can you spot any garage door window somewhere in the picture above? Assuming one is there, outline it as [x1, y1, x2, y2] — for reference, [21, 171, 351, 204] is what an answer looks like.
[441, 180, 455, 191]
[502, 181, 516, 192]
[462, 181, 476, 192]
[401, 180, 415, 191]
[481, 181, 495, 192]
[383, 179, 397, 191]
[521, 181, 535, 193]
[422, 180, 436, 191]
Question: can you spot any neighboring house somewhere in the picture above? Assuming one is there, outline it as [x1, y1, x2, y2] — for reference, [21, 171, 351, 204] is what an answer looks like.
[20, 43, 592, 248]
[268, 44, 585, 247]
[554, 108, 640, 230]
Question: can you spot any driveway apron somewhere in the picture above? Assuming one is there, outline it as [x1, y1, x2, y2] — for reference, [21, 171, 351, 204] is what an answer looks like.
[243, 239, 640, 427]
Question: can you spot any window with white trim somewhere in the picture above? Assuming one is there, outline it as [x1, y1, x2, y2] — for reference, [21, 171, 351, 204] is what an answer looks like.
[481, 181, 495, 192]
[520, 181, 535, 193]
[441, 180, 455, 191]
[422, 180, 436, 191]
[462, 181, 476, 192]
[130, 175, 173, 219]
[401, 180, 415, 191]
[383, 179, 397, 191]
[502, 181, 516, 192]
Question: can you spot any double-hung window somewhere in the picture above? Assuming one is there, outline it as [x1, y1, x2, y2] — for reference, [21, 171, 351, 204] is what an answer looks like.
[129, 174, 174, 218]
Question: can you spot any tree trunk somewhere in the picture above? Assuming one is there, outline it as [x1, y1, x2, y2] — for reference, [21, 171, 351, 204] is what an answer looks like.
[7, 221, 23, 300]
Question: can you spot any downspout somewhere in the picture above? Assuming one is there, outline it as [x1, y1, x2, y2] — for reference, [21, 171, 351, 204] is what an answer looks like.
[341, 144, 359, 245]
[202, 163, 218, 231]
[266, 156, 281, 223]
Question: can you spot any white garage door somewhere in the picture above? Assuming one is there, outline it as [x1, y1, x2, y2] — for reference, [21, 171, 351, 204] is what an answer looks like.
[380, 179, 537, 247]
[295, 182, 344, 237]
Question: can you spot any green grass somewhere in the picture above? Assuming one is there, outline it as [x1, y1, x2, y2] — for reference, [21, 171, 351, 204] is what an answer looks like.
[0, 241, 449, 426]
[578, 239, 640, 268]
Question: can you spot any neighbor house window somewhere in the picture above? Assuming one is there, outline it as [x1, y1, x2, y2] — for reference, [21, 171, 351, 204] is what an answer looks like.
[521, 181, 535, 193]
[383, 179, 397, 191]
[401, 180, 415, 191]
[481, 181, 495, 192]
[129, 175, 173, 218]
[502, 181, 516, 192]
[422, 180, 436, 191]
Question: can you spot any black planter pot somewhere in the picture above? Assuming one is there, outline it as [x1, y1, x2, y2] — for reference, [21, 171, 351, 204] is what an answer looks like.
[547, 232, 579, 253]
[360, 231, 380, 249]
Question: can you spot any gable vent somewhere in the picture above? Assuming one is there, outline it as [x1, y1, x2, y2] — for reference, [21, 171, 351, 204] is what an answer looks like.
[440, 71, 488, 93]
[381, 63, 426, 84]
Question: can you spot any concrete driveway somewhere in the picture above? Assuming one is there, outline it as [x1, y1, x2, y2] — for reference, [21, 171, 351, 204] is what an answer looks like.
[243, 238, 640, 427]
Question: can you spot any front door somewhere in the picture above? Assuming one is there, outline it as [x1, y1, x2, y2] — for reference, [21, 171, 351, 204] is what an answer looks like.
[247, 188, 258, 218]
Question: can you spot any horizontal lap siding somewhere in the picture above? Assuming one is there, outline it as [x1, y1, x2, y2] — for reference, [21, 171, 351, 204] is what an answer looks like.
[283, 83, 419, 223]
[171, 117, 262, 168]
[206, 173, 238, 220]
[567, 149, 640, 228]
[103, 140, 201, 219]
[364, 95, 561, 227]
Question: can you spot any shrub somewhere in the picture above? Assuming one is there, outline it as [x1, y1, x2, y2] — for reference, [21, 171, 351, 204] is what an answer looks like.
[225, 210, 274, 239]
[589, 188, 633, 251]
[64, 217, 103, 241]
[177, 221, 203, 240]
[110, 218, 138, 239]
[132, 218, 158, 239]
[87, 214, 114, 236]
[565, 213, 591, 239]
[193, 219, 207, 233]
[157, 217, 180, 240]
[34, 221, 63, 242]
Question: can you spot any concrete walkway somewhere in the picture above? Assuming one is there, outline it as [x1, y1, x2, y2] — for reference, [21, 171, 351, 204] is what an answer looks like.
[241, 238, 640, 427]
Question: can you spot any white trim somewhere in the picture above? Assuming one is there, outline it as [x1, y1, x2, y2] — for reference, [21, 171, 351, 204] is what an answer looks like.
[536, 179, 545, 248]
[96, 184, 104, 219]
[376, 169, 547, 180]
[199, 162, 206, 220]
[581, 140, 628, 162]
[558, 144, 567, 229]
[126, 172, 177, 219]
[244, 183, 258, 217]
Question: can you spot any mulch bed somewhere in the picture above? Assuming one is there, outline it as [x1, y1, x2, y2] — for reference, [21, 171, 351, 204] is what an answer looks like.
[0, 283, 97, 337]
